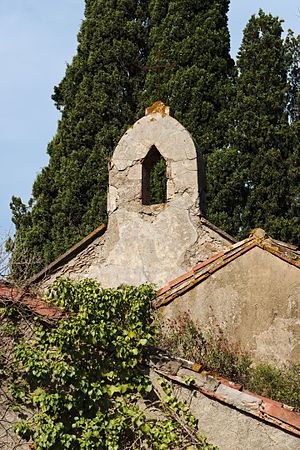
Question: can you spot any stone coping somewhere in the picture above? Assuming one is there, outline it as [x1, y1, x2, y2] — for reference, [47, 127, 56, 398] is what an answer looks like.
[25, 224, 106, 287]
[145, 346, 300, 438]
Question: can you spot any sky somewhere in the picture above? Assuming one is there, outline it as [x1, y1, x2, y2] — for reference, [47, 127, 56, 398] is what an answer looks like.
[0, 0, 299, 237]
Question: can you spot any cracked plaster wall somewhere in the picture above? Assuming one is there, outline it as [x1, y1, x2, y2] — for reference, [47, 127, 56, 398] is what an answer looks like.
[39, 111, 232, 291]
[161, 247, 300, 366]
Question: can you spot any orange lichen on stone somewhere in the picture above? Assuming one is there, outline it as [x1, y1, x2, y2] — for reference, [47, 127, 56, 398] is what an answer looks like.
[145, 101, 170, 117]
[250, 228, 266, 241]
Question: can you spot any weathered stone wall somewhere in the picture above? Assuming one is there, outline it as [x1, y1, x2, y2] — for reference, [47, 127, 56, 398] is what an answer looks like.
[161, 246, 300, 366]
[38, 108, 233, 291]
[188, 390, 300, 450]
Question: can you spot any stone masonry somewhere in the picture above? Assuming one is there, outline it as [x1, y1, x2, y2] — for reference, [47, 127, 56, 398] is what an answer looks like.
[37, 102, 233, 291]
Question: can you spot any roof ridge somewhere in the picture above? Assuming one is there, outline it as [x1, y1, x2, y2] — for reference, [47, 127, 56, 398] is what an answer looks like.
[154, 230, 299, 308]
[200, 217, 237, 243]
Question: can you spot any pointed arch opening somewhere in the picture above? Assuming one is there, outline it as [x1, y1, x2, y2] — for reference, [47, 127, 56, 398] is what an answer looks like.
[142, 146, 167, 205]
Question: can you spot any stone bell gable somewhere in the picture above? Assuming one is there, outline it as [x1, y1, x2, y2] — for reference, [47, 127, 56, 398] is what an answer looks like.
[108, 101, 203, 216]
[29, 102, 234, 290]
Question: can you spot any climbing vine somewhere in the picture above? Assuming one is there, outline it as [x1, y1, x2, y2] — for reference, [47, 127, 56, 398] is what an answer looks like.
[6, 279, 216, 449]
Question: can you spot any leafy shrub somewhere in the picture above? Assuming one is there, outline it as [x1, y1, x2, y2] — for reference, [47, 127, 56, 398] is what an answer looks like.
[158, 312, 300, 411]
[9, 279, 216, 450]
[158, 312, 252, 383]
[248, 363, 300, 409]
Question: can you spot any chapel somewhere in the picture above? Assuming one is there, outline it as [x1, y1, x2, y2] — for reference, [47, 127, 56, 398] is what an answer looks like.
[26, 101, 300, 366]
[2, 101, 300, 449]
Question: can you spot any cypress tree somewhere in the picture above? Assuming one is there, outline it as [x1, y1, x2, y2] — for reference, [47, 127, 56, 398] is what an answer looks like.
[205, 145, 246, 237]
[285, 121, 300, 246]
[284, 30, 300, 244]
[9, 0, 149, 280]
[286, 30, 300, 123]
[208, 10, 299, 244]
[141, 0, 234, 179]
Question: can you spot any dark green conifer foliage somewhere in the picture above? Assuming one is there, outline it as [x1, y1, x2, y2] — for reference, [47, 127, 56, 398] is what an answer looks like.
[205, 146, 246, 237]
[141, 0, 234, 208]
[9, 0, 149, 279]
[285, 31, 300, 244]
[149, 157, 167, 204]
[234, 10, 299, 242]
[208, 10, 300, 244]
[9, 4, 299, 281]
[143, 0, 234, 153]
[286, 123, 300, 246]
[286, 30, 300, 123]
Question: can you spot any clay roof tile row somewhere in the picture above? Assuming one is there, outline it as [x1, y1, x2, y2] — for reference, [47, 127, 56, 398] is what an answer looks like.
[153, 229, 300, 309]
[0, 281, 65, 320]
[155, 367, 300, 437]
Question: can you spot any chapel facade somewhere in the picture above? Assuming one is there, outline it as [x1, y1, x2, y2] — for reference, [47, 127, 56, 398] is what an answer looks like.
[27, 102, 300, 366]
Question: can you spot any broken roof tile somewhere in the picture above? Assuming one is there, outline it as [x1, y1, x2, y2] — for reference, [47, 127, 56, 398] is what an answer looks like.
[151, 348, 300, 438]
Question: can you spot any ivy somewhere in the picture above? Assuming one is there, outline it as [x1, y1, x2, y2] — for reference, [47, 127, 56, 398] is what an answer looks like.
[7, 279, 215, 449]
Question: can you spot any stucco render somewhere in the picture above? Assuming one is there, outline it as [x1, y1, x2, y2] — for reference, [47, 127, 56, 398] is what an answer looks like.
[37, 106, 233, 291]
[161, 246, 300, 366]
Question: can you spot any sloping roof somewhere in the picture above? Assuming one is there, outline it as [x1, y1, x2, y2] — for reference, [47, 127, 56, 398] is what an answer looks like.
[153, 228, 300, 309]
[0, 281, 65, 320]
[200, 216, 237, 244]
[147, 348, 300, 437]
[25, 224, 106, 286]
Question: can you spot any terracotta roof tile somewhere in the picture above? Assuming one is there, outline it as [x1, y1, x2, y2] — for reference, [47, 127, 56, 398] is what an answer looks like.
[261, 402, 300, 430]
[168, 270, 194, 289]
[0, 283, 65, 320]
[151, 350, 300, 437]
[153, 229, 300, 309]
[192, 250, 225, 272]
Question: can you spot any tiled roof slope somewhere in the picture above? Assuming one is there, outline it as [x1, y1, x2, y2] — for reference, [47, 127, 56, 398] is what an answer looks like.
[26, 224, 106, 286]
[0, 281, 65, 320]
[146, 347, 300, 437]
[153, 228, 300, 309]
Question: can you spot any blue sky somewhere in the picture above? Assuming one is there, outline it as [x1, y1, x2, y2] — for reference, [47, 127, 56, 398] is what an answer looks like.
[0, 0, 299, 236]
